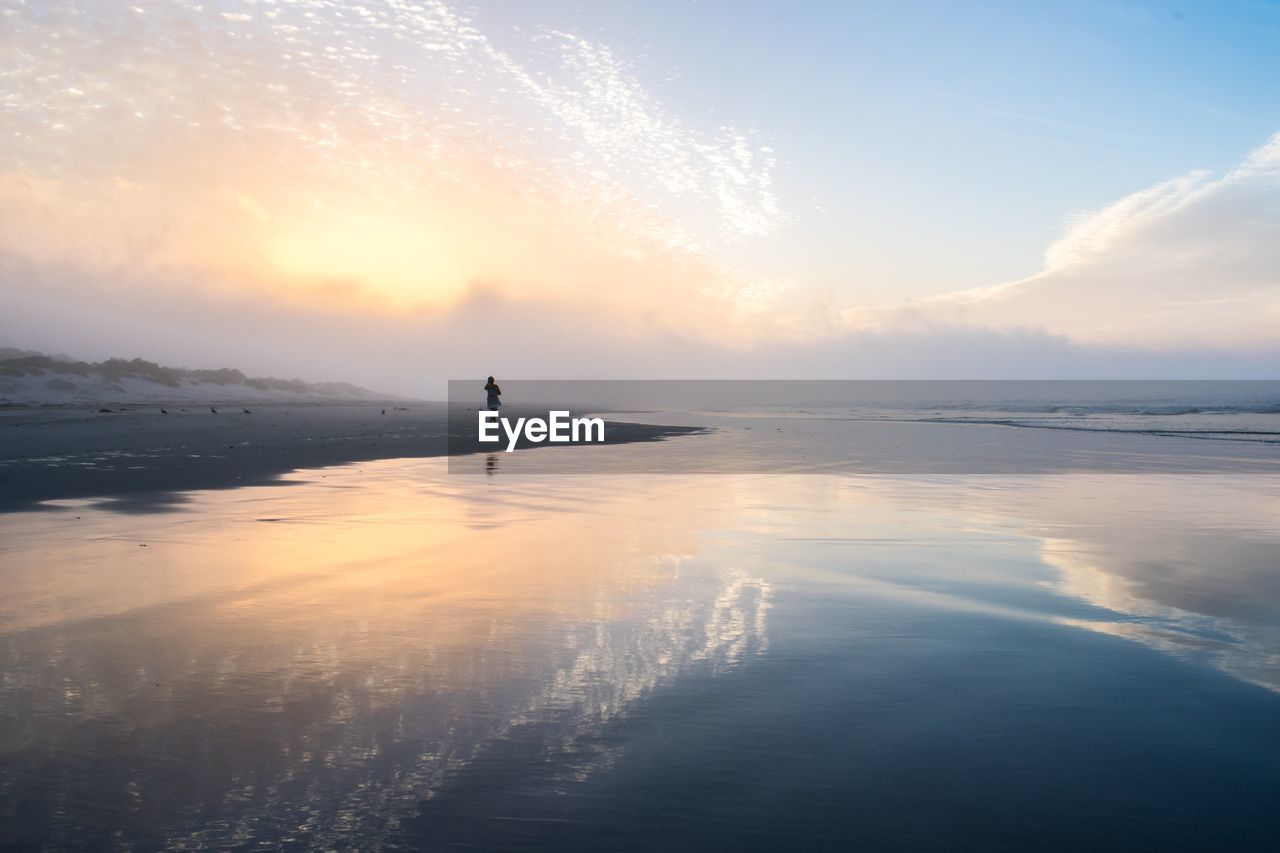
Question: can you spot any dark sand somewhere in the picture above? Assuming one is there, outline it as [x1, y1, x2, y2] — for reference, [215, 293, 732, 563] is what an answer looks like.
[0, 403, 703, 512]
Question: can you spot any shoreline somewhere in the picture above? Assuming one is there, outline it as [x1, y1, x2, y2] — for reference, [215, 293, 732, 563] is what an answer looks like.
[0, 403, 704, 513]
[6, 400, 1278, 513]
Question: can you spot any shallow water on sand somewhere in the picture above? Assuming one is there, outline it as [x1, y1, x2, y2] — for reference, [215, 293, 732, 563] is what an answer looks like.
[2, 452, 1279, 850]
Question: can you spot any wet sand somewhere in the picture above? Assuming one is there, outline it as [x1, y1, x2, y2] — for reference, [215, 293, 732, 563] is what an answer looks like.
[0, 403, 703, 512]
[3, 453, 1279, 849]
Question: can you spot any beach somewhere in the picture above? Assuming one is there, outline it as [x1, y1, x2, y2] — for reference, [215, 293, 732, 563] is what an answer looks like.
[8, 0, 1280, 848]
[0, 403, 701, 512]
[2, 408, 1279, 849]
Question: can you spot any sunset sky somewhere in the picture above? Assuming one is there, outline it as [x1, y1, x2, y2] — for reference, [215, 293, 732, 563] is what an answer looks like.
[2, 0, 1279, 391]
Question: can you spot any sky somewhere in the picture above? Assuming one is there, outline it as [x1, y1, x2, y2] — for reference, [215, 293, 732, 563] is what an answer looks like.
[1, 0, 1279, 392]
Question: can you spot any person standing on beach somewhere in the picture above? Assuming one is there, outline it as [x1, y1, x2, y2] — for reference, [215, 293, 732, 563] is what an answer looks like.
[484, 376, 502, 412]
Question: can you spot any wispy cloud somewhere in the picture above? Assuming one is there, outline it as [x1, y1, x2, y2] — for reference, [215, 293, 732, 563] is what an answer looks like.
[847, 131, 1280, 350]
[0, 0, 778, 243]
[478, 26, 780, 244]
[0, 0, 786, 322]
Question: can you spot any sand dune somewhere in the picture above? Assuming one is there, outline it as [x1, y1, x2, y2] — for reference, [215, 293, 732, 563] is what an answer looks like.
[0, 349, 389, 405]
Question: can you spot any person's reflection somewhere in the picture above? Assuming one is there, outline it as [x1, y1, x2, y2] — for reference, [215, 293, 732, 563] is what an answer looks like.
[485, 454, 499, 476]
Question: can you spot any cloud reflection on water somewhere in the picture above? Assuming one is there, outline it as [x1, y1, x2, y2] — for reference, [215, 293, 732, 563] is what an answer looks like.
[0, 459, 1277, 846]
[0, 464, 771, 847]
[716, 470, 1280, 693]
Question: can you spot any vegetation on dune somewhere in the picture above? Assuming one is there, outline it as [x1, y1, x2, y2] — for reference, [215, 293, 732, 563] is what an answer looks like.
[0, 349, 375, 398]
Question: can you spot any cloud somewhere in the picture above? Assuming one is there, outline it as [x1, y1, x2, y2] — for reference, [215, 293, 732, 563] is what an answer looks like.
[5, 248, 1273, 398]
[853, 132, 1280, 351]
[0, 0, 786, 328]
[477, 26, 781, 244]
[2, 1, 1279, 386]
[0, 0, 778, 243]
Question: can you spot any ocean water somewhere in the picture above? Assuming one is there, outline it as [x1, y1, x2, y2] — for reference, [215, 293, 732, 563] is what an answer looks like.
[449, 378, 1280, 446]
[2, 422, 1280, 850]
[762, 400, 1280, 442]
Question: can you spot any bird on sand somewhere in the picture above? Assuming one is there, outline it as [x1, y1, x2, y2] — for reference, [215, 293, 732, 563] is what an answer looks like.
[243, 408, 252, 414]
[160, 408, 168, 414]
[381, 408, 386, 415]
[211, 406, 218, 414]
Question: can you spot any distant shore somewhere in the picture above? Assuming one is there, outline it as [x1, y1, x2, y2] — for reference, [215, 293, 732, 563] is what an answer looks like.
[0, 403, 704, 512]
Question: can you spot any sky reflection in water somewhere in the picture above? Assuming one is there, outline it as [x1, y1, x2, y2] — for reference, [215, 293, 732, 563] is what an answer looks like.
[1, 457, 1278, 848]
